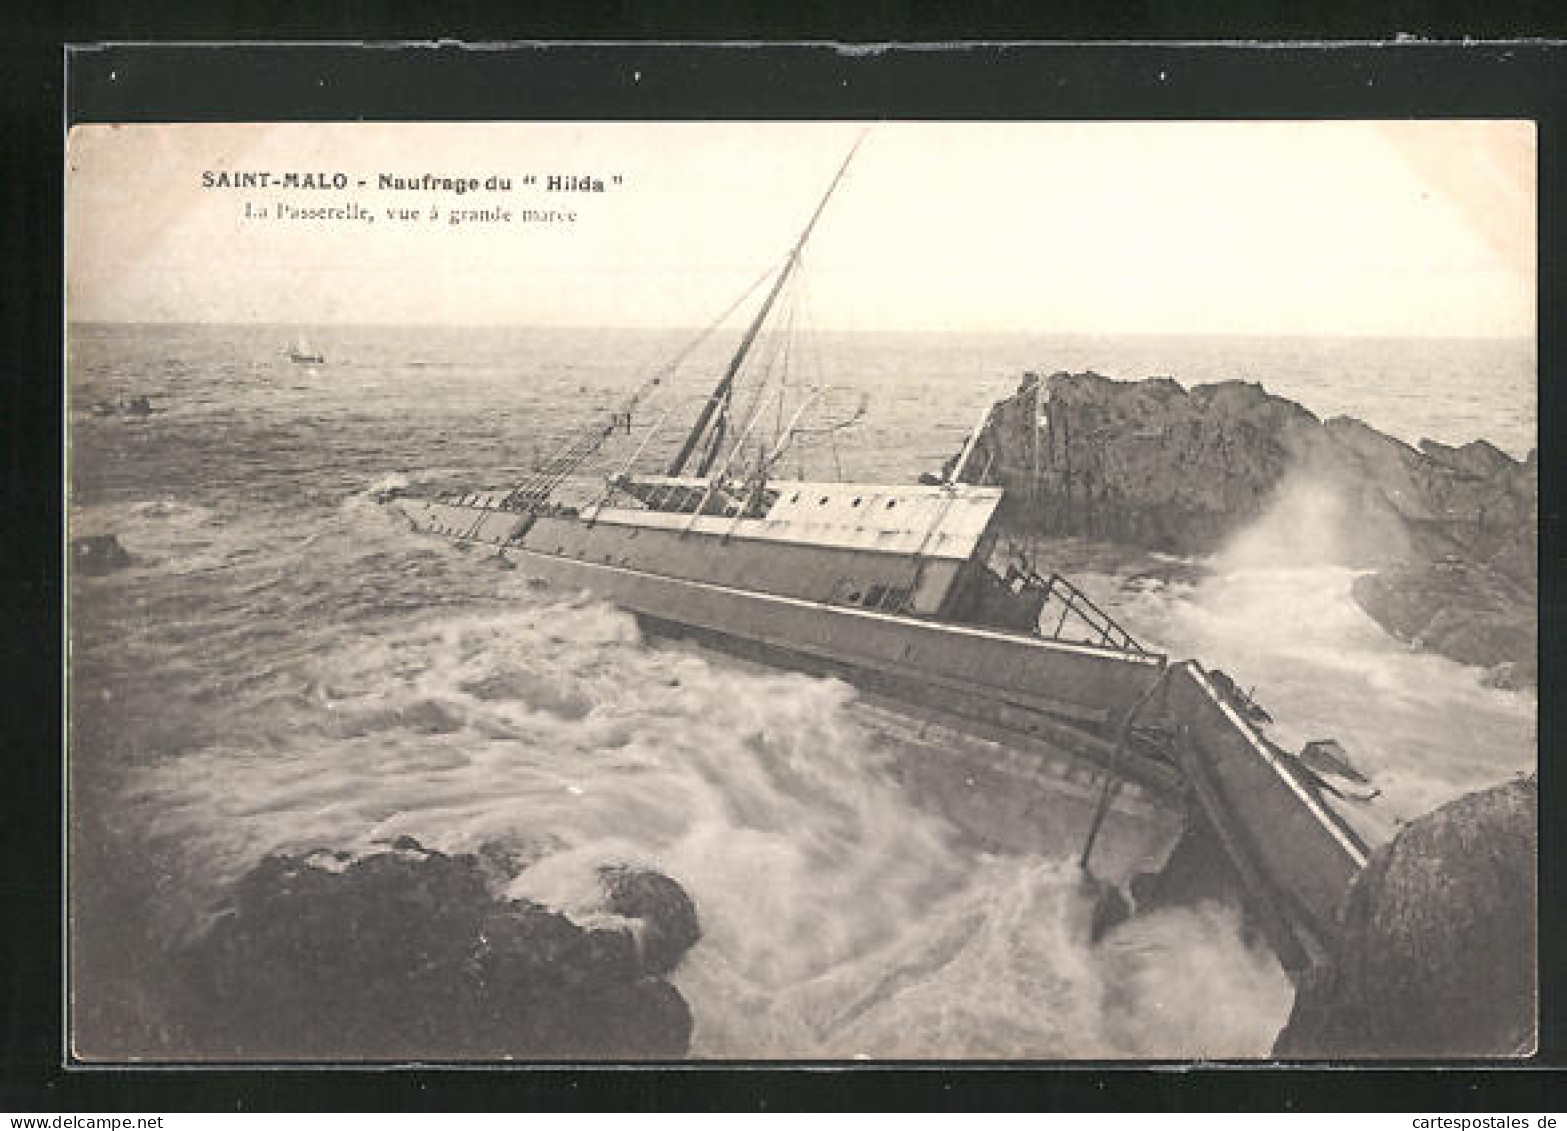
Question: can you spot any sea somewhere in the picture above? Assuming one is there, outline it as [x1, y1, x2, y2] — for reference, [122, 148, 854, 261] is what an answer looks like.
[67, 322, 1538, 1060]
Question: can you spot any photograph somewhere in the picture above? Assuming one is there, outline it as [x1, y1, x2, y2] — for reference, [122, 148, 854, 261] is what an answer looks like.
[65, 116, 1538, 1063]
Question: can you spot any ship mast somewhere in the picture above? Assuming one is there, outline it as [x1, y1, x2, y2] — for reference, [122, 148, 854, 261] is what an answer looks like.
[666, 135, 864, 478]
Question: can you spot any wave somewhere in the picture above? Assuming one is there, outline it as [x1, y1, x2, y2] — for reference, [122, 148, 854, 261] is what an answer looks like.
[81, 470, 1529, 1058]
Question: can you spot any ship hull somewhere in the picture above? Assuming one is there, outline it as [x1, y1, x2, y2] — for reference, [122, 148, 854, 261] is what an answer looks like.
[619, 551, 1367, 962]
[397, 497, 1370, 967]
[415, 501, 1190, 877]
[635, 607, 1188, 884]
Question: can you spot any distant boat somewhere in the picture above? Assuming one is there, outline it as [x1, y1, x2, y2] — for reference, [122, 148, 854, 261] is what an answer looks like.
[288, 338, 325, 365]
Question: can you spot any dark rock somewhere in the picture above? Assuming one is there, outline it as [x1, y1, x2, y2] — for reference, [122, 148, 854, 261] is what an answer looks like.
[1272, 776, 1537, 1058]
[176, 837, 700, 1059]
[1418, 437, 1515, 480]
[72, 534, 134, 576]
[950, 372, 1536, 684]
[599, 865, 702, 977]
[1483, 661, 1535, 691]
[1351, 562, 1536, 682]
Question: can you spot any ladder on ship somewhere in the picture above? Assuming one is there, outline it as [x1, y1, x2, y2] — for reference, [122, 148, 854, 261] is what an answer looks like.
[1007, 564, 1147, 654]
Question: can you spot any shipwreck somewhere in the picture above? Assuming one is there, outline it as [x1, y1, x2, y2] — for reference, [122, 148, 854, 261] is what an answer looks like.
[383, 139, 1391, 975]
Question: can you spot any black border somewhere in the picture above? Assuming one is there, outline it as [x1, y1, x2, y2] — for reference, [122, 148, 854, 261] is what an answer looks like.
[5, 36, 1564, 1111]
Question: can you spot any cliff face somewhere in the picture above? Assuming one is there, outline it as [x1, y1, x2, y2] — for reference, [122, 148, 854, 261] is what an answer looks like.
[1272, 776, 1537, 1058]
[954, 372, 1537, 684]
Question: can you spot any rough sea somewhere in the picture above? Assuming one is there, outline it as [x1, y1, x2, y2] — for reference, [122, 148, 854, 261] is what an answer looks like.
[67, 322, 1537, 1060]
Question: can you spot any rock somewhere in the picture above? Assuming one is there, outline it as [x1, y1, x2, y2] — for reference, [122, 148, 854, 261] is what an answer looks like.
[952, 372, 1322, 556]
[599, 865, 701, 977]
[1272, 776, 1537, 1058]
[951, 372, 1537, 684]
[71, 534, 134, 576]
[176, 837, 700, 1059]
[1483, 661, 1536, 691]
[1419, 437, 1515, 480]
[1351, 562, 1536, 680]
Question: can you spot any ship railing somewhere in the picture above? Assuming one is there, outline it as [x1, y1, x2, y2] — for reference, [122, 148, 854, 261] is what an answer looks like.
[502, 414, 631, 512]
[1007, 565, 1147, 655]
[573, 395, 728, 516]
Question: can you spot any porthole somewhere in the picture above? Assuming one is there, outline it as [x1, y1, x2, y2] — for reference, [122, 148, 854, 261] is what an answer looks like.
[886, 499, 897, 509]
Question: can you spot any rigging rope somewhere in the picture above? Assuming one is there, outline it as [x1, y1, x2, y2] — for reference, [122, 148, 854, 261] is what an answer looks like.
[499, 262, 779, 511]
[507, 135, 867, 505]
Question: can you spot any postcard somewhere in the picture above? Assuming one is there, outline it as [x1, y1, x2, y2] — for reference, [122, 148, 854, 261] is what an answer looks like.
[65, 88, 1538, 1063]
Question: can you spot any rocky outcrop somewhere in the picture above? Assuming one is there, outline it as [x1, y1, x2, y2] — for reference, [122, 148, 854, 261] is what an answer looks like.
[599, 864, 701, 977]
[176, 836, 700, 1060]
[71, 533, 134, 576]
[1351, 561, 1537, 688]
[956, 373, 1315, 554]
[1272, 776, 1537, 1058]
[953, 372, 1537, 683]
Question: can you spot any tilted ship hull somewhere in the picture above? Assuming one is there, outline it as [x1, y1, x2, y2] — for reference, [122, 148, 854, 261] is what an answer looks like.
[388, 136, 1382, 975]
[394, 474, 1373, 971]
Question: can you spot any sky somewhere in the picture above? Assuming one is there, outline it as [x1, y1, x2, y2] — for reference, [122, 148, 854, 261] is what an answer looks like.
[66, 120, 1535, 338]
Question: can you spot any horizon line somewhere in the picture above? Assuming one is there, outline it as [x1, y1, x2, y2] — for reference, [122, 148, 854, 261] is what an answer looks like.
[64, 319, 1537, 344]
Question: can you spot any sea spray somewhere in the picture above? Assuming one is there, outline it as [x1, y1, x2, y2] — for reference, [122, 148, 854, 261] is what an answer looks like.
[1212, 469, 1407, 572]
[70, 323, 1534, 1059]
[118, 562, 1292, 1057]
[84, 462, 1531, 1059]
[1094, 468, 1535, 822]
[1092, 899, 1293, 1058]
